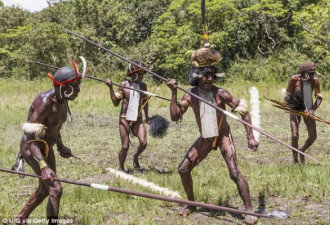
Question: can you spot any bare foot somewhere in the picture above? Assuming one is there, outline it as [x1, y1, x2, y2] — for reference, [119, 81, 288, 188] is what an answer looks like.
[299, 151, 305, 164]
[293, 157, 299, 164]
[244, 215, 258, 225]
[133, 154, 140, 168]
[178, 206, 196, 217]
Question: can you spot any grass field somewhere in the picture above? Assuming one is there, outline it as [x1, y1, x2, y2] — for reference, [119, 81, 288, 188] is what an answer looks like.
[0, 77, 329, 225]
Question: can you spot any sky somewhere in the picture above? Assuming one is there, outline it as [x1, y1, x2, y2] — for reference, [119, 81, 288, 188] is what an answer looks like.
[2, 0, 49, 12]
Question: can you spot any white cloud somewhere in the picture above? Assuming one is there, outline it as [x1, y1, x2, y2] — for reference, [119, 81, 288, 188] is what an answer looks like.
[2, 0, 49, 12]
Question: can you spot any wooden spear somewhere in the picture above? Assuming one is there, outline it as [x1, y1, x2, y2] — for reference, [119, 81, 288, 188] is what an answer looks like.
[0, 168, 271, 219]
[27, 60, 172, 102]
[66, 30, 321, 164]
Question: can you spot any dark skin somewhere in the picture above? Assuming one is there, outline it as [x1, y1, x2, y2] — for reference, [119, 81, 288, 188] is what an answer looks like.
[105, 72, 150, 172]
[15, 81, 80, 224]
[167, 73, 258, 225]
[286, 71, 322, 163]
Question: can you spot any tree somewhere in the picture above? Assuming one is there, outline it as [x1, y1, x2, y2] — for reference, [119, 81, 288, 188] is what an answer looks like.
[292, 0, 330, 61]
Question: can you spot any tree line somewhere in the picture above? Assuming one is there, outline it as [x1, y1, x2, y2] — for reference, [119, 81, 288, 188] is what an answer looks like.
[0, 0, 329, 88]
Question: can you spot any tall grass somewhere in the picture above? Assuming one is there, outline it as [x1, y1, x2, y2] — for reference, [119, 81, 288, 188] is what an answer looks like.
[0, 77, 329, 224]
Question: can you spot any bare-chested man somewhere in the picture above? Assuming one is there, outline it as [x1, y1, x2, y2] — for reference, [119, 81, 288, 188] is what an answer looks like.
[167, 47, 258, 225]
[14, 63, 84, 224]
[105, 62, 150, 172]
[285, 61, 323, 164]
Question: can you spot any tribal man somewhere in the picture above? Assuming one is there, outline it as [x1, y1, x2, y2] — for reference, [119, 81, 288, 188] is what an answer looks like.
[167, 47, 259, 224]
[13, 60, 85, 224]
[105, 62, 150, 172]
[285, 61, 323, 163]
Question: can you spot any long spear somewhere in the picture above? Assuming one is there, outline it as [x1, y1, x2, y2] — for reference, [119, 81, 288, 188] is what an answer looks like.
[0, 168, 271, 218]
[65, 30, 321, 164]
[27, 60, 171, 102]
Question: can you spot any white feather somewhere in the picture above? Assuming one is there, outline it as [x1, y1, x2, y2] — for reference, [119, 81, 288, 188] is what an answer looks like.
[249, 86, 260, 142]
[106, 168, 181, 198]
[281, 88, 287, 99]
[22, 123, 47, 138]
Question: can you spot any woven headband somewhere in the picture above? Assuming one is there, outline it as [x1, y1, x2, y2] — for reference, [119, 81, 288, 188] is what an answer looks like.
[47, 73, 82, 86]
[127, 68, 144, 76]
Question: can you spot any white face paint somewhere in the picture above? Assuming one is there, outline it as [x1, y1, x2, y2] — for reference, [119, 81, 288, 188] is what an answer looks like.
[198, 73, 215, 90]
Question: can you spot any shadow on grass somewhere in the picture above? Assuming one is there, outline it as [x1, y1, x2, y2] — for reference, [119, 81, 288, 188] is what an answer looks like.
[257, 191, 267, 214]
[194, 195, 245, 221]
[126, 167, 173, 175]
[196, 207, 244, 223]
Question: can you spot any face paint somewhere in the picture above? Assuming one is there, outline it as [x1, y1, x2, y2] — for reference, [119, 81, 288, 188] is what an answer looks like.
[198, 73, 214, 90]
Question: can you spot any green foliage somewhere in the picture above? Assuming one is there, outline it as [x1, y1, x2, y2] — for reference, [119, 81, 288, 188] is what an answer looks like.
[291, 0, 330, 57]
[0, 0, 329, 88]
[226, 48, 307, 83]
[0, 6, 30, 33]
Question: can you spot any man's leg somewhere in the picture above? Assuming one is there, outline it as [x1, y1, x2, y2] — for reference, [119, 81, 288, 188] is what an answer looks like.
[16, 147, 49, 223]
[178, 137, 212, 217]
[45, 150, 62, 224]
[299, 117, 317, 163]
[119, 119, 130, 171]
[15, 180, 49, 223]
[290, 114, 301, 163]
[220, 133, 257, 225]
[133, 122, 147, 168]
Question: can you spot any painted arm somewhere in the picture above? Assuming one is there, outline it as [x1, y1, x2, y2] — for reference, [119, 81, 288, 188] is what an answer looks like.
[56, 133, 72, 158]
[105, 78, 122, 106]
[310, 77, 323, 115]
[141, 83, 150, 123]
[25, 98, 56, 181]
[285, 75, 297, 97]
[221, 90, 258, 151]
[167, 79, 189, 122]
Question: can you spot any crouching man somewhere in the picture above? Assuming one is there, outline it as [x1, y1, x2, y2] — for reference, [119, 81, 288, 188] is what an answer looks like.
[13, 60, 86, 224]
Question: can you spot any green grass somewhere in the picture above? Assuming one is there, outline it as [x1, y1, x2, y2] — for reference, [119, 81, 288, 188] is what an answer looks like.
[0, 77, 329, 224]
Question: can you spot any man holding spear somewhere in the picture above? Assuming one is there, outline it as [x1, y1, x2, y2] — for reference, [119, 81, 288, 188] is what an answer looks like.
[284, 60, 323, 164]
[105, 62, 150, 172]
[167, 46, 259, 224]
[12, 59, 86, 224]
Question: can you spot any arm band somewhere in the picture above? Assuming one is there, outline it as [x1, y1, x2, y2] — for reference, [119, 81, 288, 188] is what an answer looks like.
[232, 99, 248, 115]
[38, 160, 47, 169]
[315, 92, 324, 99]
[114, 92, 123, 99]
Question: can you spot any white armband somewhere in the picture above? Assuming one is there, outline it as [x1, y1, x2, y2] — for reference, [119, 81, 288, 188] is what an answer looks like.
[114, 92, 123, 99]
[315, 92, 324, 99]
[22, 123, 47, 138]
[232, 99, 248, 115]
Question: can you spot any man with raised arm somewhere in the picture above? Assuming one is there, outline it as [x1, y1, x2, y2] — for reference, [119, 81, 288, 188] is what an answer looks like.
[167, 47, 258, 224]
[13, 61, 85, 224]
[105, 62, 150, 172]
